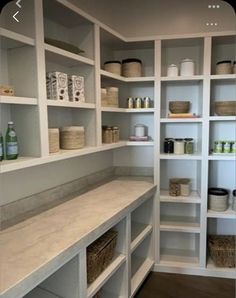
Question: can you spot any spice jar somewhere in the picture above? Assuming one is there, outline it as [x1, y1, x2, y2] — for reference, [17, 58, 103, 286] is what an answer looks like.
[127, 97, 134, 109]
[174, 139, 185, 154]
[134, 97, 142, 108]
[112, 126, 120, 143]
[216, 60, 232, 75]
[143, 97, 151, 108]
[167, 64, 178, 77]
[180, 59, 195, 76]
[231, 141, 236, 153]
[169, 178, 181, 196]
[102, 126, 113, 143]
[223, 141, 231, 153]
[184, 138, 194, 154]
[179, 178, 191, 196]
[164, 138, 174, 153]
[214, 141, 223, 153]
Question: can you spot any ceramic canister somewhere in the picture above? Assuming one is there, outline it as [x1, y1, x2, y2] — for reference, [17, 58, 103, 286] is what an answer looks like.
[134, 124, 145, 137]
[167, 64, 178, 77]
[180, 58, 195, 76]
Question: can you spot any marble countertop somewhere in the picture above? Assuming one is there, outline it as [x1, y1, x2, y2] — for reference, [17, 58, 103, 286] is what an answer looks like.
[0, 178, 156, 298]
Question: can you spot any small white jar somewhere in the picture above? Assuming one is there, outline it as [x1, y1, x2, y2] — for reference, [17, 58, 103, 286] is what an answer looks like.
[174, 139, 185, 154]
[135, 124, 145, 137]
[167, 64, 178, 77]
[180, 58, 195, 76]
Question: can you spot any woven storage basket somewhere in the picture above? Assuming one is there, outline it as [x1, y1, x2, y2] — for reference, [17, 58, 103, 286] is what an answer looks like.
[122, 58, 142, 77]
[215, 101, 236, 116]
[60, 126, 85, 150]
[169, 101, 190, 113]
[48, 128, 60, 153]
[104, 61, 121, 75]
[87, 230, 118, 284]
[208, 235, 236, 268]
[106, 87, 119, 107]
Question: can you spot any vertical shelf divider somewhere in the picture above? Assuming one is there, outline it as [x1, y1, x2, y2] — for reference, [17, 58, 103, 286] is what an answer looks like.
[200, 36, 212, 267]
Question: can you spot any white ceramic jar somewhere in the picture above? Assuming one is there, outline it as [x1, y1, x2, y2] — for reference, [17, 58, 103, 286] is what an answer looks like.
[180, 58, 195, 76]
[135, 124, 145, 137]
[167, 64, 178, 77]
[174, 139, 185, 154]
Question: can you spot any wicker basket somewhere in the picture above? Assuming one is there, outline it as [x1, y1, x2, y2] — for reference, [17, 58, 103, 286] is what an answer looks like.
[214, 101, 236, 116]
[48, 128, 60, 153]
[208, 235, 236, 268]
[60, 126, 85, 150]
[122, 58, 142, 77]
[87, 230, 118, 284]
[169, 101, 190, 114]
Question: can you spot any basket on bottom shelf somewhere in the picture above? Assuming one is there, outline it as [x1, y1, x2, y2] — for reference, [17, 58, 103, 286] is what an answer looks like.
[87, 229, 118, 284]
[208, 235, 236, 268]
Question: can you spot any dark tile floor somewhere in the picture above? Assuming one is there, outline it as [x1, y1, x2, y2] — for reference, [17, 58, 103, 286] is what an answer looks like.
[135, 272, 236, 298]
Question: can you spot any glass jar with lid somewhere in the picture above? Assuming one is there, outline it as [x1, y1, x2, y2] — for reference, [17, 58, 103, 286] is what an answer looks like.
[184, 138, 194, 154]
[112, 126, 120, 143]
[174, 138, 185, 154]
[102, 126, 113, 143]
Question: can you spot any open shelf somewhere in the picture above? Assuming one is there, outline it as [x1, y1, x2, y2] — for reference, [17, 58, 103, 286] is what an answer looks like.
[160, 190, 201, 203]
[209, 116, 236, 121]
[160, 154, 202, 160]
[161, 75, 204, 81]
[45, 43, 94, 67]
[207, 208, 236, 219]
[100, 69, 154, 83]
[160, 118, 203, 123]
[0, 27, 35, 48]
[87, 253, 126, 298]
[207, 257, 236, 279]
[160, 248, 199, 267]
[126, 141, 154, 147]
[208, 154, 236, 161]
[131, 222, 153, 253]
[24, 287, 59, 298]
[47, 100, 95, 109]
[160, 216, 200, 233]
[131, 256, 154, 298]
[210, 74, 236, 80]
[0, 96, 37, 105]
[101, 107, 154, 113]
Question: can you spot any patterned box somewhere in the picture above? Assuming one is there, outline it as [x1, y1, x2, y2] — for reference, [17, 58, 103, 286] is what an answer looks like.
[68, 75, 85, 102]
[46, 72, 69, 101]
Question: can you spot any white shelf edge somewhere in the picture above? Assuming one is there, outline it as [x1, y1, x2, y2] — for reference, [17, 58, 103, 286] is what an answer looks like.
[160, 118, 202, 123]
[208, 154, 236, 161]
[160, 216, 201, 233]
[131, 224, 153, 253]
[131, 258, 154, 298]
[126, 141, 154, 146]
[210, 74, 236, 80]
[0, 96, 37, 105]
[0, 27, 35, 46]
[159, 248, 199, 267]
[47, 100, 96, 109]
[44, 43, 94, 66]
[209, 116, 236, 121]
[101, 107, 154, 113]
[160, 190, 201, 203]
[160, 153, 202, 160]
[87, 253, 126, 298]
[206, 257, 236, 279]
[161, 75, 204, 81]
[207, 208, 236, 219]
[100, 70, 154, 82]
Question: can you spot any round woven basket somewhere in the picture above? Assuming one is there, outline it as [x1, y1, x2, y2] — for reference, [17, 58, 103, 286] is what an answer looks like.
[169, 101, 190, 113]
[60, 126, 85, 149]
[215, 101, 236, 116]
[122, 58, 142, 77]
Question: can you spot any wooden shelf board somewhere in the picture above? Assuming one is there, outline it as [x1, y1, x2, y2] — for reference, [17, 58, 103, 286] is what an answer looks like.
[209, 116, 236, 121]
[45, 43, 94, 67]
[160, 153, 202, 160]
[161, 75, 204, 82]
[126, 141, 154, 146]
[47, 100, 95, 109]
[160, 190, 201, 203]
[0, 96, 37, 105]
[87, 253, 126, 298]
[160, 216, 200, 233]
[0, 27, 35, 49]
[160, 248, 199, 267]
[210, 74, 236, 80]
[160, 118, 202, 123]
[131, 257, 154, 298]
[207, 208, 236, 219]
[101, 107, 154, 113]
[131, 222, 153, 253]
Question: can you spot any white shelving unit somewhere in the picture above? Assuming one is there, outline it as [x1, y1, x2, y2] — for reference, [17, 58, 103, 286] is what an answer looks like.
[1, 0, 235, 289]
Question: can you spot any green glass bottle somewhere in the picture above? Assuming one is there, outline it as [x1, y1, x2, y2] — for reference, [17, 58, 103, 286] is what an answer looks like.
[0, 132, 3, 161]
[5, 121, 18, 160]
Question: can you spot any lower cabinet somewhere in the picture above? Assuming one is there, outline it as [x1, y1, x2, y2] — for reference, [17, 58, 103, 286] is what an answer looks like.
[23, 196, 154, 298]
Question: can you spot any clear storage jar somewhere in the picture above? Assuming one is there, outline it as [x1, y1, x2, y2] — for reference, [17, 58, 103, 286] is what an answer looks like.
[174, 139, 185, 154]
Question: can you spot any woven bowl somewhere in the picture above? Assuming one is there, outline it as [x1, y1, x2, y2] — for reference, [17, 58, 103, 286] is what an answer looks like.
[169, 101, 190, 113]
[215, 101, 236, 116]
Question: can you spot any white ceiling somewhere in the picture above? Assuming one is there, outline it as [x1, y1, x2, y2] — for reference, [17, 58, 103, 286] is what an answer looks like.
[68, 0, 236, 37]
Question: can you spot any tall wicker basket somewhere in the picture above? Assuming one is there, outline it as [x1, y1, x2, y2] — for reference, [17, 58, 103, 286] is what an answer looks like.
[208, 235, 236, 268]
[87, 230, 118, 284]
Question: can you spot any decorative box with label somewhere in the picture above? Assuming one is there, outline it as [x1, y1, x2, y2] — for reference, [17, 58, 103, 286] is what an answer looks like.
[68, 75, 85, 102]
[46, 71, 69, 101]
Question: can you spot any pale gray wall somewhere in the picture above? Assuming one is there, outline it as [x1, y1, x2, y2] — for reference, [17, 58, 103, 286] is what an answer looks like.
[71, 0, 235, 37]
